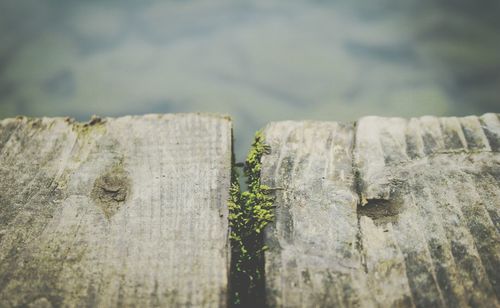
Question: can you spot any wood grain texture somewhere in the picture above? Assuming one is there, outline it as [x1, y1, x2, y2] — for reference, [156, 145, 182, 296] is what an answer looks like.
[0, 114, 232, 307]
[261, 121, 371, 307]
[262, 114, 500, 307]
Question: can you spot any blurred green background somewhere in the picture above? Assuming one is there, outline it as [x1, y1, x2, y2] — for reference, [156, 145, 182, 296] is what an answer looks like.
[1, 0, 499, 158]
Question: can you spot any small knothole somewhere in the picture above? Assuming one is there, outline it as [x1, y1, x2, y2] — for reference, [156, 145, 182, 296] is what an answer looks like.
[357, 198, 402, 225]
[91, 162, 130, 219]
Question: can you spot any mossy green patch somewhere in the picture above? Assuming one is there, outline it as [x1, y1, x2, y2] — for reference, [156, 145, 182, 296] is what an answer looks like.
[229, 131, 274, 307]
[70, 115, 107, 137]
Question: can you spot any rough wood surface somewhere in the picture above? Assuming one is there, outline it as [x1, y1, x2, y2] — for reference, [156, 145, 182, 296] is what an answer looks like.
[262, 114, 500, 307]
[261, 121, 368, 307]
[0, 114, 232, 307]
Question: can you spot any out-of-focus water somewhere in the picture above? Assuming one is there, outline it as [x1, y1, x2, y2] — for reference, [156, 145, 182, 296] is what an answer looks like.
[1, 0, 499, 158]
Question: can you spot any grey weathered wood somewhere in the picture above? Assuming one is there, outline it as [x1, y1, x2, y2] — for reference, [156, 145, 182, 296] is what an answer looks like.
[261, 121, 370, 307]
[0, 114, 232, 307]
[262, 114, 500, 307]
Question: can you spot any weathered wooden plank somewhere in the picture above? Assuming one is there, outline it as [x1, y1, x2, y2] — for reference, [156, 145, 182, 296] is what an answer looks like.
[262, 114, 500, 307]
[261, 121, 373, 307]
[0, 114, 232, 307]
[355, 114, 500, 307]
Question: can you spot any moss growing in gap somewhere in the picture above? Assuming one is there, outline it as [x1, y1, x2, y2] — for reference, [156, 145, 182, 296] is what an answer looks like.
[229, 131, 275, 307]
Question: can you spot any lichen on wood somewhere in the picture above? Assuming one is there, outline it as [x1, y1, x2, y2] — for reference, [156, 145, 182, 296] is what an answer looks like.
[0, 113, 232, 307]
[260, 114, 500, 307]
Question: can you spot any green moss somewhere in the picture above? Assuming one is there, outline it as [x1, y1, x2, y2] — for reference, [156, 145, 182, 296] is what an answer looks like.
[229, 131, 274, 307]
[70, 115, 106, 137]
